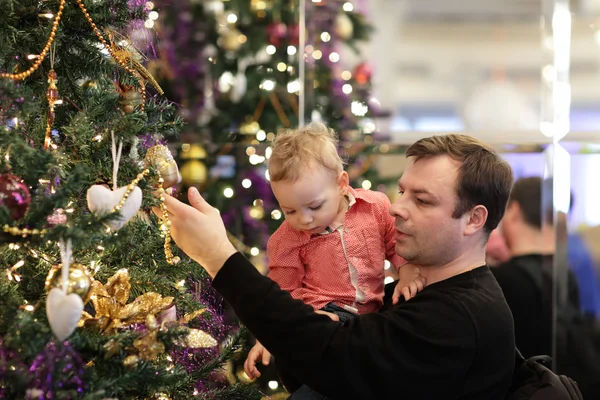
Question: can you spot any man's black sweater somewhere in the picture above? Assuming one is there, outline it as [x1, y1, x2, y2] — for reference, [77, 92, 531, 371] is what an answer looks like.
[213, 253, 515, 399]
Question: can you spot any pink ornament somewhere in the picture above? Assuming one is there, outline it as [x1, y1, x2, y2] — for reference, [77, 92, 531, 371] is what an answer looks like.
[266, 22, 287, 46]
[0, 173, 31, 221]
[47, 208, 67, 226]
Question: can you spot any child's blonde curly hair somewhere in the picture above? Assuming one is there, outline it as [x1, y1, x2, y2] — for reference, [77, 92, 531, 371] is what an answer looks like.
[268, 122, 345, 182]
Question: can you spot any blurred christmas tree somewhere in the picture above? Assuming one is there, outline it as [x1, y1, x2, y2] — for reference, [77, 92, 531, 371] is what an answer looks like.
[151, 0, 395, 396]
[152, 0, 382, 265]
[0, 0, 260, 398]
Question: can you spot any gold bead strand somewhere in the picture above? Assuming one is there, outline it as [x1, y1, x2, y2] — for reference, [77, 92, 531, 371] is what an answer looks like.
[110, 169, 149, 213]
[3, 225, 47, 238]
[0, 0, 67, 80]
[74, 0, 146, 112]
[156, 180, 180, 265]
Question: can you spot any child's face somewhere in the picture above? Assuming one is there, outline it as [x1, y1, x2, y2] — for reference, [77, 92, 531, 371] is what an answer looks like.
[271, 165, 349, 234]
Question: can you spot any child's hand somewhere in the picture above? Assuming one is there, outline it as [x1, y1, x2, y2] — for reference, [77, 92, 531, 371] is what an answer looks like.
[315, 309, 340, 321]
[392, 264, 426, 304]
[244, 341, 272, 379]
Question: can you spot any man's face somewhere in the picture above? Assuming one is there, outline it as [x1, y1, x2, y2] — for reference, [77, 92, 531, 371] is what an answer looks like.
[389, 155, 469, 266]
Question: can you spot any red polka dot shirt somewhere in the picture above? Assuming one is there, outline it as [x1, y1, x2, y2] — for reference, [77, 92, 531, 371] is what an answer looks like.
[267, 187, 407, 314]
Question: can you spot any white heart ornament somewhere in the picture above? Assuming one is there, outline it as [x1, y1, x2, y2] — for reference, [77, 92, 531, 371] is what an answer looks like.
[46, 288, 84, 341]
[86, 185, 142, 231]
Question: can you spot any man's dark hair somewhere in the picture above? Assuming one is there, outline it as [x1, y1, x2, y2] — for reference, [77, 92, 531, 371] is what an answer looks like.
[406, 134, 514, 235]
[510, 177, 544, 228]
[510, 176, 573, 228]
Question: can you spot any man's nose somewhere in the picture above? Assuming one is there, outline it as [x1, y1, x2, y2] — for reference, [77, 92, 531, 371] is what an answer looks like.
[389, 198, 408, 220]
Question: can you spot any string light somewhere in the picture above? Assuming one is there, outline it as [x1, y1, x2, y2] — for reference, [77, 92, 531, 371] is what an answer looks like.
[250, 247, 260, 256]
[312, 50, 322, 60]
[341, 70, 352, 80]
[256, 130, 266, 141]
[329, 52, 340, 63]
[242, 179, 252, 188]
[351, 101, 368, 116]
[260, 79, 276, 91]
[343, 2, 354, 11]
[271, 210, 282, 220]
[226, 13, 238, 23]
[249, 154, 265, 165]
[287, 46, 297, 55]
[266, 45, 276, 55]
[223, 187, 234, 198]
[320, 32, 331, 42]
[361, 180, 372, 190]
[342, 84, 353, 94]
[384, 260, 391, 270]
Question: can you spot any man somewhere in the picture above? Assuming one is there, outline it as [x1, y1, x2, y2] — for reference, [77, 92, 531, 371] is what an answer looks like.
[492, 177, 581, 359]
[156, 134, 515, 399]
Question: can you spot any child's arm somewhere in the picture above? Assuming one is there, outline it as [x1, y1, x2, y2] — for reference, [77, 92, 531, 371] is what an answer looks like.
[392, 263, 426, 304]
[266, 227, 307, 300]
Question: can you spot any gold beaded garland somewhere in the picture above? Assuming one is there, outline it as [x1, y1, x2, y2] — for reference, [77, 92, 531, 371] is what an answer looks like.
[74, 0, 147, 111]
[156, 179, 180, 265]
[0, 0, 66, 80]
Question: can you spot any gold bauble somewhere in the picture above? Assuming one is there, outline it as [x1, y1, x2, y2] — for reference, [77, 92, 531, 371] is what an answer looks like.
[144, 145, 181, 189]
[249, 205, 264, 219]
[180, 159, 207, 186]
[123, 354, 139, 370]
[239, 120, 260, 135]
[250, 0, 273, 12]
[220, 28, 243, 52]
[334, 13, 354, 40]
[45, 263, 93, 303]
[180, 143, 207, 160]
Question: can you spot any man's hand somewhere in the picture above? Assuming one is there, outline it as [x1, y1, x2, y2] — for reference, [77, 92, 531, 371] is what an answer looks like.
[151, 187, 236, 277]
[392, 263, 426, 304]
[244, 341, 272, 379]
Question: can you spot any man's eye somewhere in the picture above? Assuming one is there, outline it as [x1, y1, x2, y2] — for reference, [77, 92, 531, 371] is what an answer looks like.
[416, 198, 429, 205]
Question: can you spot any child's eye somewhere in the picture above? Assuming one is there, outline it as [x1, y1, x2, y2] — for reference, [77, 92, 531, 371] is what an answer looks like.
[309, 204, 323, 211]
[284, 210, 296, 215]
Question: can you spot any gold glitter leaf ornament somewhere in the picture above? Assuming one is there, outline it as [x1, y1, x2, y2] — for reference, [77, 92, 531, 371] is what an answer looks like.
[79, 269, 173, 334]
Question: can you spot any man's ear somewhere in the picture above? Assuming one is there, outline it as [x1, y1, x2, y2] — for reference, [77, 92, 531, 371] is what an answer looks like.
[464, 205, 488, 236]
[337, 171, 349, 196]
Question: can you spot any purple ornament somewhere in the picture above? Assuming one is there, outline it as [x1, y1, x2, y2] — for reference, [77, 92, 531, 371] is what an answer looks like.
[0, 173, 31, 221]
[139, 133, 167, 151]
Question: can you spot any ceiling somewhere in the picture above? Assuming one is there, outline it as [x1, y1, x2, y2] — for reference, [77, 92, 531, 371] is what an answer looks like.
[347, 0, 600, 140]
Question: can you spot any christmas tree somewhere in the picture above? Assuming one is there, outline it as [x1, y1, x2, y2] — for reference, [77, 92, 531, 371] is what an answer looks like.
[0, 0, 260, 398]
[151, 0, 387, 396]
[152, 0, 379, 270]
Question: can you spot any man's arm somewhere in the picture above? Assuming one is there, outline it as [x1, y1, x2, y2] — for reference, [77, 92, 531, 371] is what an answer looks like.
[213, 252, 476, 398]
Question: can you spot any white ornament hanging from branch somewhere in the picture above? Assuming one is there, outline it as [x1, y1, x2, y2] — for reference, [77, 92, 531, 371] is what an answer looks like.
[86, 132, 147, 231]
[46, 238, 83, 342]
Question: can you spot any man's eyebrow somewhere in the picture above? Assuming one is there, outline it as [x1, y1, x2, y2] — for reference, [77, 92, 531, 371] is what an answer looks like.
[398, 182, 439, 199]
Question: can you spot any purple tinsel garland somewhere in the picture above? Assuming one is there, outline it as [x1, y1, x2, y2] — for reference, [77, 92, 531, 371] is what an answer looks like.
[26, 341, 86, 399]
[0, 339, 27, 398]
